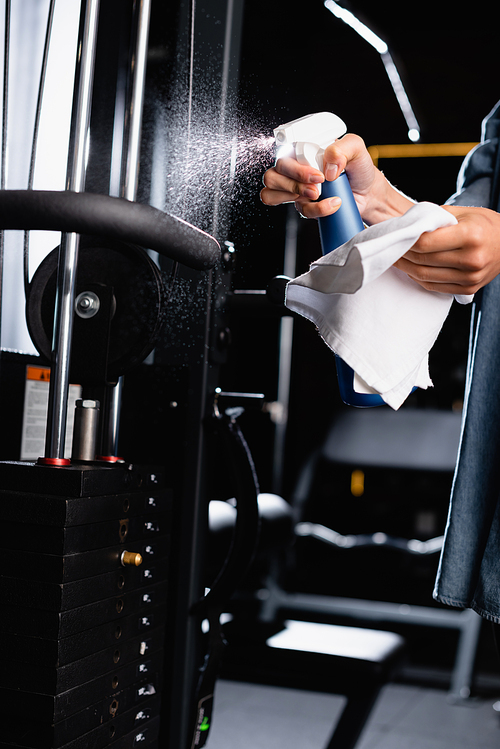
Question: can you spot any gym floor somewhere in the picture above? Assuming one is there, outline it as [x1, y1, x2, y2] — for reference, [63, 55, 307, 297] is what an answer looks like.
[208, 679, 500, 749]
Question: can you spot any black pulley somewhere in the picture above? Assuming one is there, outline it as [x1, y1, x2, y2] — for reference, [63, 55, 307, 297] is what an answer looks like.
[26, 237, 166, 385]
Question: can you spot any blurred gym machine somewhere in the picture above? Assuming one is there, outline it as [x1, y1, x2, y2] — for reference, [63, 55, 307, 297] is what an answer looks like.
[0, 1, 246, 748]
[232, 219, 482, 704]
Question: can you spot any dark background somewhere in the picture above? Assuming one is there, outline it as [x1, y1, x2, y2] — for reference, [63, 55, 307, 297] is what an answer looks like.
[231, 1, 497, 259]
[237, 2, 496, 161]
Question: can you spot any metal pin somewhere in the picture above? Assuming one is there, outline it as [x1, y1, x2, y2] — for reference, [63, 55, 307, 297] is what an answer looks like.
[121, 551, 143, 567]
[71, 399, 100, 461]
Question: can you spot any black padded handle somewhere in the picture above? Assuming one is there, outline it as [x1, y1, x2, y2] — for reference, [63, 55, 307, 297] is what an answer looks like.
[0, 189, 220, 270]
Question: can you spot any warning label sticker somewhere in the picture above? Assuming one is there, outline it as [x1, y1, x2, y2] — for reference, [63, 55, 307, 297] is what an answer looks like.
[20, 366, 82, 461]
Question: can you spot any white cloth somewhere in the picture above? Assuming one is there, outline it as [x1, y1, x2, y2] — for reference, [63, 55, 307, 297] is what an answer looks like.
[285, 202, 473, 410]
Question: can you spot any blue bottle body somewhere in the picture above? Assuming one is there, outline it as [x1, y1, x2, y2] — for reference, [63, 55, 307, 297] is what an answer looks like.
[318, 173, 364, 249]
[319, 173, 385, 407]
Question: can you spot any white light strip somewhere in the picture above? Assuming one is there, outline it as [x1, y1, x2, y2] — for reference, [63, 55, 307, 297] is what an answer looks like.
[324, 0, 420, 141]
[324, 0, 388, 54]
[381, 50, 420, 141]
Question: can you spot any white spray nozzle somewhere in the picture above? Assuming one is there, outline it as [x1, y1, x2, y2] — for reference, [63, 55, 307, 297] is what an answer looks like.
[274, 112, 347, 150]
[273, 112, 347, 190]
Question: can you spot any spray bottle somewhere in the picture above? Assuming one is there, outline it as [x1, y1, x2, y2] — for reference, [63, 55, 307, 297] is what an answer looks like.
[274, 111, 384, 407]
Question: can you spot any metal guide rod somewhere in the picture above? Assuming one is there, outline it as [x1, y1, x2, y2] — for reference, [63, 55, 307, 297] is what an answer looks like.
[43, 0, 100, 461]
[0, 1, 10, 352]
[123, 0, 151, 203]
[106, 0, 152, 458]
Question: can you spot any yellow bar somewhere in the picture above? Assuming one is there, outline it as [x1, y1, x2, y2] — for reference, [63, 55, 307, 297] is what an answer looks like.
[368, 142, 478, 167]
[350, 469, 365, 497]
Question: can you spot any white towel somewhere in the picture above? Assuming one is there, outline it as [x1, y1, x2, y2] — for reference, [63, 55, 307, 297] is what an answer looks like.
[285, 202, 473, 410]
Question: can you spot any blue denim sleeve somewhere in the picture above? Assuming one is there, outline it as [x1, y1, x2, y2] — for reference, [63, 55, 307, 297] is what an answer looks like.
[433, 99, 500, 623]
[447, 99, 500, 208]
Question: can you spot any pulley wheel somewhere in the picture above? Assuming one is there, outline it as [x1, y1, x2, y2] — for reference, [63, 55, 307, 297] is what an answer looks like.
[26, 236, 166, 383]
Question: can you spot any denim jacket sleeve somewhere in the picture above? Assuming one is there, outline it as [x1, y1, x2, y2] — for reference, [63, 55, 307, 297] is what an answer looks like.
[433, 100, 500, 622]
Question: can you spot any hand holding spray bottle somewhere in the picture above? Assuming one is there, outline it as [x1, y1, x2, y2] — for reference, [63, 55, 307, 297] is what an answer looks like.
[274, 111, 384, 407]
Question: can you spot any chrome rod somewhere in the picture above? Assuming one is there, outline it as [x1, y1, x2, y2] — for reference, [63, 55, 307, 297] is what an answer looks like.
[0, 0, 10, 350]
[104, 376, 124, 457]
[105, 0, 151, 458]
[67, 2, 101, 195]
[1, 0, 9, 191]
[44, 0, 100, 460]
[123, 0, 151, 202]
[23, 0, 56, 298]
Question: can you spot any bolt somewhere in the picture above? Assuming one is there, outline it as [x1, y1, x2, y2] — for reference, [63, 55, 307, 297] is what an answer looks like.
[75, 291, 100, 319]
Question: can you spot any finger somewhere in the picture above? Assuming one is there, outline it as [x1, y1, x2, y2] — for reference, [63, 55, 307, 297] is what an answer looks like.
[409, 224, 464, 255]
[262, 165, 323, 204]
[260, 186, 300, 206]
[261, 183, 321, 206]
[401, 248, 463, 268]
[295, 195, 342, 219]
[394, 256, 484, 293]
[323, 133, 373, 186]
[395, 255, 462, 280]
[274, 156, 324, 184]
[323, 134, 362, 170]
[404, 234, 486, 274]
